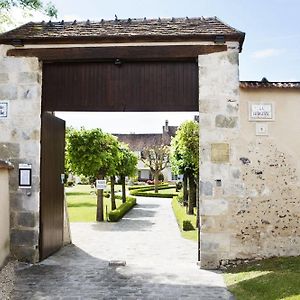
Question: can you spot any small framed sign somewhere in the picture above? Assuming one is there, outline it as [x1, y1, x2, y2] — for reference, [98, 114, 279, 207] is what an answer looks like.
[249, 102, 274, 121]
[0, 101, 8, 118]
[19, 164, 32, 188]
[96, 179, 106, 190]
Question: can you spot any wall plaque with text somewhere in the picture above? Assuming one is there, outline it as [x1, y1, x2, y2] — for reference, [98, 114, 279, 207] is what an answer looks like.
[249, 103, 274, 121]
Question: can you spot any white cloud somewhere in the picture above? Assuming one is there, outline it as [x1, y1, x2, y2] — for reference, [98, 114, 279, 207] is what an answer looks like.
[252, 48, 285, 59]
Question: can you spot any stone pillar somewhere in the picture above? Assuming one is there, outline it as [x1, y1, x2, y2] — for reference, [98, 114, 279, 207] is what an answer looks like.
[0, 160, 13, 267]
[198, 44, 242, 269]
[0, 49, 42, 263]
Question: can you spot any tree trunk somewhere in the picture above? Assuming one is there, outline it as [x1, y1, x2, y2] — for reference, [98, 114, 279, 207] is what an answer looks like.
[96, 174, 104, 222]
[187, 171, 196, 215]
[121, 175, 126, 203]
[195, 182, 199, 228]
[110, 175, 116, 210]
[183, 172, 188, 207]
[154, 171, 159, 193]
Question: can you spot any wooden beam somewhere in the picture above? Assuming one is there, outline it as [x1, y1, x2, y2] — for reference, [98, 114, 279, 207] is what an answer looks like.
[7, 45, 227, 62]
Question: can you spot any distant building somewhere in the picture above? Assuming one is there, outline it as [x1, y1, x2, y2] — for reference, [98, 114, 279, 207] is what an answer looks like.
[113, 120, 177, 181]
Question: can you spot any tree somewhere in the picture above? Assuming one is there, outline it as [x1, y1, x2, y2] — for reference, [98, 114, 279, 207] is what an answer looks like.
[0, 0, 57, 31]
[66, 128, 120, 221]
[170, 120, 199, 215]
[141, 144, 169, 193]
[116, 144, 138, 203]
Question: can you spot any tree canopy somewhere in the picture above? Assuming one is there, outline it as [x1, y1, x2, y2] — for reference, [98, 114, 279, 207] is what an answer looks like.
[170, 120, 199, 177]
[0, 0, 57, 16]
[141, 144, 169, 193]
[170, 120, 199, 214]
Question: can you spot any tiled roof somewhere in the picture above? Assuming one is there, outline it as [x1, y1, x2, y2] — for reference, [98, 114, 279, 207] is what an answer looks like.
[0, 17, 245, 47]
[240, 79, 300, 89]
[113, 134, 172, 151]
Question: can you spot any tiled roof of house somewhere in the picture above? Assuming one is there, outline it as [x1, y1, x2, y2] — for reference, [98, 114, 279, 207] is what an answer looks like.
[240, 78, 300, 89]
[0, 17, 245, 47]
[113, 134, 170, 151]
[113, 122, 177, 151]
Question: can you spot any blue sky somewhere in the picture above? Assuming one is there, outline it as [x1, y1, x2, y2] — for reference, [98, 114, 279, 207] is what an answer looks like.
[49, 0, 300, 81]
[14, 0, 300, 132]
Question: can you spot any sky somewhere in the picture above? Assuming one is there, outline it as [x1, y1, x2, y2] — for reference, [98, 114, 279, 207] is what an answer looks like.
[5, 0, 300, 133]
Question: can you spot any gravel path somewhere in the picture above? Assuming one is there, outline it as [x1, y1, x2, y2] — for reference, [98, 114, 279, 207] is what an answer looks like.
[0, 260, 17, 300]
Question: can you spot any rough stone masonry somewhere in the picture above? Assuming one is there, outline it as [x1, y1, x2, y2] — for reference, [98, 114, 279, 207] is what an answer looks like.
[0, 45, 41, 263]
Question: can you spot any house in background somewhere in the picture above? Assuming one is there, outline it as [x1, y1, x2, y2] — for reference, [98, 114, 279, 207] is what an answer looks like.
[113, 120, 177, 182]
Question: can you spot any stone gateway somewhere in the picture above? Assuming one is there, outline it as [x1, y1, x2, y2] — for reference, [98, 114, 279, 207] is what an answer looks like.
[0, 17, 299, 269]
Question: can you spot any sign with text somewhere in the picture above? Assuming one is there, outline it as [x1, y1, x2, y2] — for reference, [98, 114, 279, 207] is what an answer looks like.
[249, 103, 274, 121]
[19, 164, 32, 188]
[96, 179, 107, 190]
[0, 101, 8, 118]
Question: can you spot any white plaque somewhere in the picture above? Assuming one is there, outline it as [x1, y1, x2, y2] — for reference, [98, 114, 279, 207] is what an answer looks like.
[96, 179, 106, 190]
[19, 164, 32, 188]
[0, 101, 8, 118]
[249, 103, 274, 121]
[256, 123, 268, 136]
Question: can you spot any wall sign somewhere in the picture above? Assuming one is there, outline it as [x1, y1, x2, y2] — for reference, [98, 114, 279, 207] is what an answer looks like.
[256, 123, 269, 136]
[0, 101, 8, 118]
[19, 164, 32, 188]
[96, 179, 107, 190]
[249, 103, 274, 121]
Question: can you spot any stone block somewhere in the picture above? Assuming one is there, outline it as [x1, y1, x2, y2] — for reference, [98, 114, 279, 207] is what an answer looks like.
[0, 73, 9, 83]
[211, 143, 230, 163]
[18, 72, 39, 84]
[17, 212, 38, 228]
[215, 115, 238, 128]
[10, 245, 39, 263]
[11, 229, 38, 247]
[200, 181, 213, 196]
[199, 252, 220, 269]
[0, 143, 20, 160]
[0, 85, 17, 100]
[201, 232, 230, 252]
[18, 85, 41, 100]
[201, 199, 228, 216]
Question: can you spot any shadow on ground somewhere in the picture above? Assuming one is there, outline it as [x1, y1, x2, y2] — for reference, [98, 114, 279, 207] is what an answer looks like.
[12, 244, 232, 300]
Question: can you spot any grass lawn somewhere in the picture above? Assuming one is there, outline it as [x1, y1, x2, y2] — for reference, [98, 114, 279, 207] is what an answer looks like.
[66, 184, 122, 222]
[171, 197, 197, 241]
[224, 256, 300, 300]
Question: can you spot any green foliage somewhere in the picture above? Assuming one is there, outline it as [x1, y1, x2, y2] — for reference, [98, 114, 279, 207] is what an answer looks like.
[171, 197, 197, 241]
[170, 120, 199, 176]
[224, 256, 300, 300]
[116, 143, 138, 177]
[0, 0, 57, 16]
[128, 183, 168, 191]
[108, 197, 136, 222]
[129, 183, 169, 192]
[130, 186, 177, 198]
[66, 127, 120, 178]
[182, 220, 195, 231]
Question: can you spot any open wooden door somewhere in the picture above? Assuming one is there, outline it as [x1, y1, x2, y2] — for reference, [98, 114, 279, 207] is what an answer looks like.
[40, 112, 65, 260]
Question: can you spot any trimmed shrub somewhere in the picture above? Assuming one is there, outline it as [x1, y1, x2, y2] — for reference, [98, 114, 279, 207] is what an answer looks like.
[130, 191, 178, 198]
[182, 220, 195, 231]
[108, 197, 137, 222]
[129, 184, 175, 195]
[128, 183, 168, 191]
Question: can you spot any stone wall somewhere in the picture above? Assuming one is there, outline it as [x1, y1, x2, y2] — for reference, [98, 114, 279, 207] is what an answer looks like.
[0, 47, 42, 262]
[198, 43, 242, 269]
[231, 88, 300, 259]
[0, 161, 13, 267]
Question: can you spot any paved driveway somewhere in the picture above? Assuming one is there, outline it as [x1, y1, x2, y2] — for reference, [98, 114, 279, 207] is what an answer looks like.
[12, 197, 233, 299]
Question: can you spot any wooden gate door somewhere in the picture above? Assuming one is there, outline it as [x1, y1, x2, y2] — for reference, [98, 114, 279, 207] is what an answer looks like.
[40, 112, 65, 260]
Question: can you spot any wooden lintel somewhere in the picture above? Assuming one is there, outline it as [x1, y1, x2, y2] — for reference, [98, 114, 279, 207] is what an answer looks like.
[7, 45, 227, 62]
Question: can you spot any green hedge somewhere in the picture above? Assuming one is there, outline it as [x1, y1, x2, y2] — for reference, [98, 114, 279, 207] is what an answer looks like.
[130, 191, 178, 198]
[108, 197, 137, 222]
[128, 183, 168, 191]
[129, 185, 175, 195]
